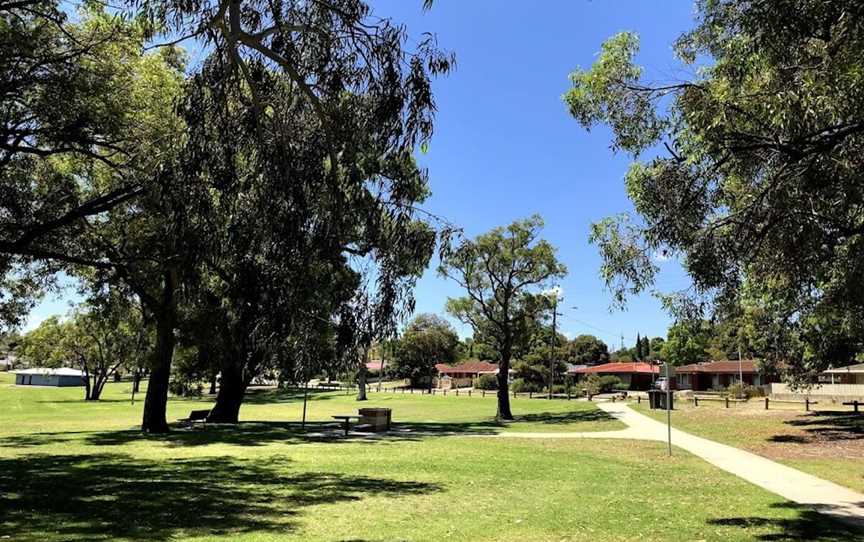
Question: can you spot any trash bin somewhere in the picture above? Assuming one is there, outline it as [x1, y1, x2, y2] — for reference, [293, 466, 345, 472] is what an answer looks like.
[648, 390, 673, 410]
[358, 408, 392, 432]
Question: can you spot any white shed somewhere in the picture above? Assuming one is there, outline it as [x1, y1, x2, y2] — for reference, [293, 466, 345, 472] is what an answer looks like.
[13, 368, 85, 387]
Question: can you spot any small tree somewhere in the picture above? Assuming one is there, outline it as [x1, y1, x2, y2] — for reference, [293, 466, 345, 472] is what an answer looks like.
[393, 314, 459, 389]
[566, 334, 610, 365]
[440, 216, 566, 419]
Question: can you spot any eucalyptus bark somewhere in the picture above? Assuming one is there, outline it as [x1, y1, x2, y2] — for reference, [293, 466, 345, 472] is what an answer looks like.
[496, 336, 514, 420]
[141, 270, 178, 433]
[207, 358, 247, 423]
[357, 362, 368, 401]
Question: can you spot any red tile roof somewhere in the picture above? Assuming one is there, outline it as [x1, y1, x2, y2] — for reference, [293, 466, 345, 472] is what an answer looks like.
[365, 360, 389, 372]
[675, 360, 759, 374]
[435, 361, 499, 375]
[573, 362, 659, 375]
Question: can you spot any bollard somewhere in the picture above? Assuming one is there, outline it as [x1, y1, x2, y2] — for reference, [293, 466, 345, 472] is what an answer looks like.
[567, 390, 571, 401]
[468, 390, 472, 397]
[456, 389, 459, 397]
[529, 391, 533, 399]
[513, 390, 517, 398]
[725, 397, 729, 409]
[765, 397, 769, 410]
[444, 389, 447, 396]
[694, 396, 699, 407]
[637, 395, 641, 405]
[482, 390, 485, 398]
[805, 397, 809, 411]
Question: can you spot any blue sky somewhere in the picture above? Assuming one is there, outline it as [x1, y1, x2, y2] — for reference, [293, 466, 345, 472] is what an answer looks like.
[25, 1, 699, 350]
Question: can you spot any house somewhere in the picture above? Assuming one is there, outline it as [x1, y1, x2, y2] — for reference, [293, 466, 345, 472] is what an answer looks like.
[13, 368, 85, 387]
[771, 363, 864, 400]
[571, 362, 659, 390]
[674, 360, 769, 391]
[365, 359, 389, 374]
[820, 363, 864, 385]
[434, 361, 499, 389]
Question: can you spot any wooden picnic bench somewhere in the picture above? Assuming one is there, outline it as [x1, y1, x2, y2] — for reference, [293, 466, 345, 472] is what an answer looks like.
[179, 409, 210, 427]
[332, 414, 362, 436]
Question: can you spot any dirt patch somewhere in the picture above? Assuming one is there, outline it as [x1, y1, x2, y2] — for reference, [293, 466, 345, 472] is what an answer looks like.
[753, 411, 864, 460]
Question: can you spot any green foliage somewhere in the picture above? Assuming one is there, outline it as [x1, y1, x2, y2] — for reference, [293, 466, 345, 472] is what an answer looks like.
[440, 216, 567, 417]
[661, 321, 711, 366]
[393, 314, 459, 385]
[597, 375, 624, 393]
[566, 2, 864, 379]
[473, 373, 498, 390]
[565, 334, 610, 365]
[510, 378, 542, 394]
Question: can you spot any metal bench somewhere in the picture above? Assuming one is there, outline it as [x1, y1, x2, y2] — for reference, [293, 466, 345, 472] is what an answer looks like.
[179, 409, 211, 427]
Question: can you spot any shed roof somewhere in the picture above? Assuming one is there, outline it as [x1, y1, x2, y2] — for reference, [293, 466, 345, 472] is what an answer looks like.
[12, 367, 84, 377]
[823, 363, 864, 374]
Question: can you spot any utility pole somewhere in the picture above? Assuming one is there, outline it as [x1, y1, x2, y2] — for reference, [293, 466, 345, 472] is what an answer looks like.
[548, 292, 560, 399]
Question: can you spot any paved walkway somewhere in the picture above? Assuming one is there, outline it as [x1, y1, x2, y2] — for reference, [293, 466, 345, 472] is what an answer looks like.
[496, 401, 864, 530]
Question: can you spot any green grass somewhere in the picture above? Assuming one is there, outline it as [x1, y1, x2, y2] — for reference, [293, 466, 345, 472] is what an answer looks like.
[1, 372, 861, 541]
[633, 400, 864, 494]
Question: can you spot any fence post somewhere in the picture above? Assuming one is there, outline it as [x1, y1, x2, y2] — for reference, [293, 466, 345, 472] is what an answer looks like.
[444, 389, 447, 396]
[456, 389, 459, 397]
[805, 397, 810, 412]
[725, 397, 729, 409]
[468, 390, 472, 397]
[513, 389, 516, 399]
[637, 395, 641, 405]
[482, 390, 485, 398]
[567, 390, 571, 401]
[529, 391, 533, 399]
[765, 397, 769, 410]
[694, 396, 699, 407]
[411, 388, 414, 394]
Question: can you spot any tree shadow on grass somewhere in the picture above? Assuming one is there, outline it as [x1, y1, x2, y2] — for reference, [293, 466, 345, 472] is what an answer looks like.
[707, 501, 864, 541]
[0, 409, 618, 449]
[779, 411, 864, 443]
[0, 453, 440, 542]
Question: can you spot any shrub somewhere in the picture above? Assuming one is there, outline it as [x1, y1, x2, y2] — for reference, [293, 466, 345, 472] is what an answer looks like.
[474, 374, 498, 390]
[511, 378, 542, 393]
[727, 383, 765, 398]
[612, 382, 630, 392]
[598, 375, 623, 392]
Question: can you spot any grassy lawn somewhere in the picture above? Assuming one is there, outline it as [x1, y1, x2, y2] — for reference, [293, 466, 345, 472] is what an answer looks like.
[1, 373, 861, 541]
[633, 400, 864, 494]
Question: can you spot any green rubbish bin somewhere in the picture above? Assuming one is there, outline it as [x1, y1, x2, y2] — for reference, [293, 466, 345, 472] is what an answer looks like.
[648, 390, 673, 410]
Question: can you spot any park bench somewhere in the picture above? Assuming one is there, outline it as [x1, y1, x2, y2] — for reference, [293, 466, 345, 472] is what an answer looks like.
[178, 409, 210, 427]
[332, 414, 362, 436]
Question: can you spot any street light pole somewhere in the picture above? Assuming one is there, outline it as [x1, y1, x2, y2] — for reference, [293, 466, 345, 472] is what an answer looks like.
[548, 293, 559, 399]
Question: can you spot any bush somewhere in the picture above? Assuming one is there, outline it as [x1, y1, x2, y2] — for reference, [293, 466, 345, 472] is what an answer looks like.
[612, 382, 630, 392]
[598, 375, 623, 393]
[474, 374, 498, 390]
[726, 383, 765, 398]
[511, 378, 542, 393]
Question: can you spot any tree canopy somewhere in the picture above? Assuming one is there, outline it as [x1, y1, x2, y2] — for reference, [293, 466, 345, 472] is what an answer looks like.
[440, 215, 566, 419]
[565, 1, 864, 381]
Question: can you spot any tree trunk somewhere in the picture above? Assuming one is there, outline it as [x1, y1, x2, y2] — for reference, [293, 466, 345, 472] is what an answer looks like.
[209, 372, 218, 395]
[208, 359, 246, 423]
[357, 363, 368, 401]
[141, 271, 178, 433]
[497, 345, 514, 420]
[82, 366, 92, 401]
[132, 370, 141, 393]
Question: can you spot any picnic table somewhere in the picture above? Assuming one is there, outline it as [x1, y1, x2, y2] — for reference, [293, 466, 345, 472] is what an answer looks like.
[332, 414, 362, 436]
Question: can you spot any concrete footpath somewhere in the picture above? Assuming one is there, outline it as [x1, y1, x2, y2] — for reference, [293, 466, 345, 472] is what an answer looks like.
[497, 401, 864, 530]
